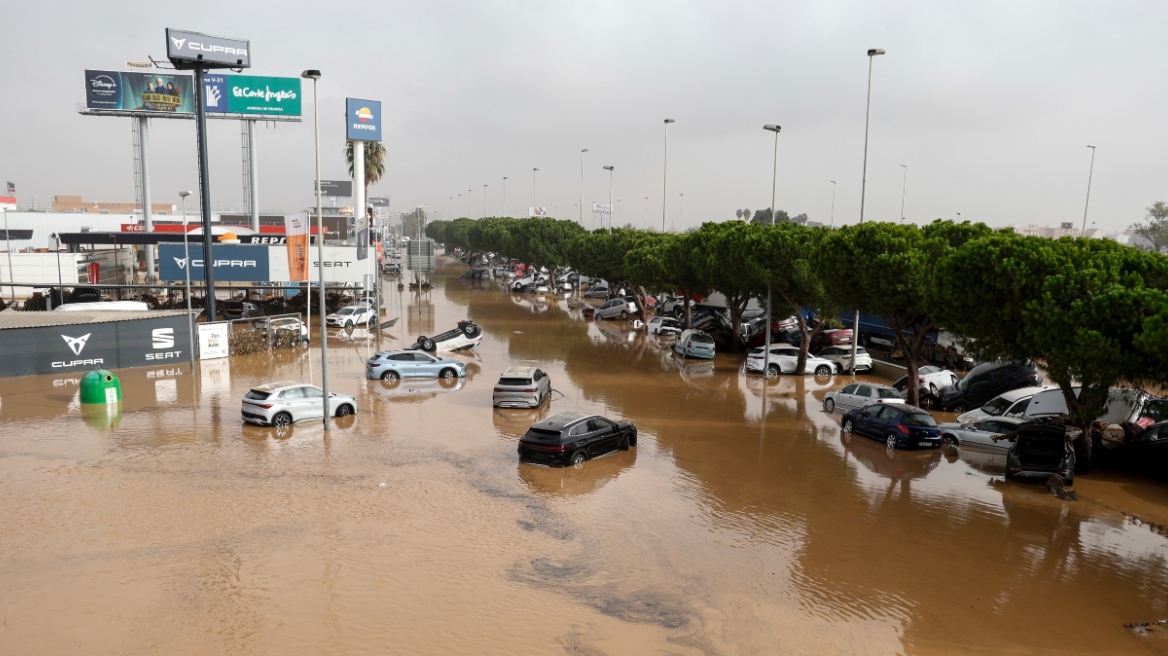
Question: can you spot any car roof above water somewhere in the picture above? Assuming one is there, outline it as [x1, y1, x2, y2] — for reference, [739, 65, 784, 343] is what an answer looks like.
[533, 412, 592, 431]
[251, 381, 306, 393]
[501, 366, 537, 378]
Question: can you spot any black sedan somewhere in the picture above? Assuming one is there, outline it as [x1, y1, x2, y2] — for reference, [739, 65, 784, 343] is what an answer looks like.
[518, 412, 637, 467]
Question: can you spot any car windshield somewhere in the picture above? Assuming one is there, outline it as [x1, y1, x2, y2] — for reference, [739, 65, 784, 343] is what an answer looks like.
[1141, 399, 1168, 423]
[499, 378, 533, 386]
[245, 390, 271, 400]
[956, 375, 972, 391]
[980, 396, 1012, 416]
[903, 413, 938, 427]
[691, 334, 714, 344]
[527, 428, 560, 438]
[878, 388, 902, 399]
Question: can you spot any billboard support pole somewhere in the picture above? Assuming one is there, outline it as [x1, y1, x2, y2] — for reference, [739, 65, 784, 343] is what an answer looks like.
[247, 120, 260, 232]
[194, 65, 218, 320]
[138, 116, 155, 283]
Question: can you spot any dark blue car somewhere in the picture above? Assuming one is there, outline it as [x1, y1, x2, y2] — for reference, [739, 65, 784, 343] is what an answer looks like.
[841, 403, 941, 449]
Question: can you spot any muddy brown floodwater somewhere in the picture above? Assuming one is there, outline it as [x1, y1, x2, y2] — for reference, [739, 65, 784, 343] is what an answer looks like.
[3, 261, 1168, 655]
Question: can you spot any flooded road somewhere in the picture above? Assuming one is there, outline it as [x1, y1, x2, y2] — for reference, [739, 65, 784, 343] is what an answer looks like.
[3, 260, 1168, 655]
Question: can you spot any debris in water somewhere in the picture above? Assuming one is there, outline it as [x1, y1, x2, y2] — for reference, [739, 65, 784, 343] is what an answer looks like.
[378, 482, 387, 488]
[1126, 618, 1168, 637]
[1045, 475, 1077, 501]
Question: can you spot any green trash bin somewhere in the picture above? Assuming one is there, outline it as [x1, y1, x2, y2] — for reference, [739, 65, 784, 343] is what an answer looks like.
[80, 370, 122, 405]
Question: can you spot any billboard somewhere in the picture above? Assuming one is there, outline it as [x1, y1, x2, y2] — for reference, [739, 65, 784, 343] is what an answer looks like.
[166, 28, 251, 70]
[283, 213, 310, 281]
[203, 74, 301, 116]
[529, 207, 548, 217]
[592, 203, 612, 215]
[158, 244, 271, 282]
[346, 98, 382, 141]
[316, 180, 353, 197]
[0, 314, 192, 378]
[85, 70, 195, 114]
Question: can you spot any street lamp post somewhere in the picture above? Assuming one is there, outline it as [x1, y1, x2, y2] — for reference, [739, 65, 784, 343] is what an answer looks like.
[483, 184, 488, 218]
[850, 48, 885, 376]
[1082, 145, 1097, 236]
[302, 68, 330, 430]
[603, 166, 614, 232]
[579, 149, 588, 224]
[532, 168, 539, 212]
[179, 190, 195, 373]
[503, 176, 508, 217]
[679, 193, 683, 230]
[899, 164, 908, 222]
[763, 124, 782, 379]
[662, 119, 675, 232]
[830, 181, 837, 227]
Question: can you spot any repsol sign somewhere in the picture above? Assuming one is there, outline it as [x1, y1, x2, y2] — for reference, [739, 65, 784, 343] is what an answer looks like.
[0, 315, 193, 379]
[158, 243, 270, 282]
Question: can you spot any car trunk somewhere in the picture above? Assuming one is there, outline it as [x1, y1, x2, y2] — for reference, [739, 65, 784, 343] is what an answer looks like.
[1017, 437, 1064, 467]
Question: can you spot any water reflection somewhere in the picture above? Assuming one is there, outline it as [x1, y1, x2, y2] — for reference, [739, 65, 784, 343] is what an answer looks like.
[517, 449, 637, 497]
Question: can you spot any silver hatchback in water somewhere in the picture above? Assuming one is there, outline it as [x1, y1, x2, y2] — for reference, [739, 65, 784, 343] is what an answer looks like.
[493, 367, 552, 408]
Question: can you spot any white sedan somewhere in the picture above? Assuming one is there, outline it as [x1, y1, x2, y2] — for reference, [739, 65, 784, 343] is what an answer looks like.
[818, 345, 874, 373]
[745, 345, 838, 376]
[894, 365, 959, 398]
[937, 416, 1028, 450]
[647, 316, 683, 336]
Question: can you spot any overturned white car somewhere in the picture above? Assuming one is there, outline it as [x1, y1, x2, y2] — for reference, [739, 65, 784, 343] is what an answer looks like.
[411, 320, 484, 352]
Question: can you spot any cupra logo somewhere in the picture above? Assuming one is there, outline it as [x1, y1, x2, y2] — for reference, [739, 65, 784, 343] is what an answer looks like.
[171, 37, 186, 50]
[62, 333, 91, 356]
[174, 256, 187, 270]
[356, 107, 374, 122]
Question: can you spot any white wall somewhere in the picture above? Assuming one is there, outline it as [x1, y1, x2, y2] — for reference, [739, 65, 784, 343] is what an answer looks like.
[0, 252, 86, 292]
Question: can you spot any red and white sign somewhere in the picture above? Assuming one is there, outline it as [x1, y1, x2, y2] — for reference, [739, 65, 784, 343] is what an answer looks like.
[121, 223, 147, 232]
[0, 195, 16, 210]
[120, 223, 322, 234]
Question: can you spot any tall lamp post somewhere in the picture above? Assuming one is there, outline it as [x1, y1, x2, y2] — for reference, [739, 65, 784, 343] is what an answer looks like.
[899, 164, 908, 222]
[762, 124, 782, 379]
[502, 176, 508, 217]
[679, 193, 684, 230]
[662, 118, 675, 231]
[579, 149, 588, 224]
[302, 68, 330, 431]
[179, 190, 195, 373]
[830, 180, 837, 227]
[483, 184, 488, 218]
[532, 168, 539, 212]
[849, 48, 885, 376]
[1082, 145, 1097, 236]
[603, 165, 614, 232]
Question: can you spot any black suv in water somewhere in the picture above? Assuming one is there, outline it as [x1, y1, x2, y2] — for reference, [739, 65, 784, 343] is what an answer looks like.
[936, 361, 1041, 413]
[518, 412, 637, 467]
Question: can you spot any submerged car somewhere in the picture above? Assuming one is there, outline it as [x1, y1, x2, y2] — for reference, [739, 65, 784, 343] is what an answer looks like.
[672, 329, 716, 359]
[818, 345, 873, 373]
[955, 386, 1046, 424]
[326, 305, 378, 330]
[493, 366, 552, 408]
[411, 320, 483, 352]
[366, 349, 469, 383]
[841, 404, 941, 449]
[255, 317, 310, 345]
[1005, 423, 1076, 485]
[935, 361, 1042, 413]
[222, 300, 264, 320]
[240, 382, 358, 427]
[893, 365, 959, 399]
[822, 383, 906, 414]
[938, 415, 1030, 450]
[595, 297, 638, 321]
[744, 344, 837, 376]
[647, 315, 683, 337]
[517, 412, 637, 467]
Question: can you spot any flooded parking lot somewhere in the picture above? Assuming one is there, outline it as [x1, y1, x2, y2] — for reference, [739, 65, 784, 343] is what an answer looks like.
[3, 261, 1168, 655]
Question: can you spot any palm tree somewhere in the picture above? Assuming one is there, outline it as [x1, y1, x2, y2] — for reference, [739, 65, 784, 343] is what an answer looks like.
[344, 141, 386, 206]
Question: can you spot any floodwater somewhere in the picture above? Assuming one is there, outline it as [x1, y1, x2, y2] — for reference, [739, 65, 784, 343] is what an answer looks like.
[3, 261, 1168, 655]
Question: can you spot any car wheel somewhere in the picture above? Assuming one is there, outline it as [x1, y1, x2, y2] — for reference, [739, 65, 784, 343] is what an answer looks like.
[570, 451, 587, 468]
[843, 418, 854, 433]
[381, 370, 400, 383]
[929, 383, 939, 397]
[815, 364, 832, 376]
[619, 433, 631, 450]
[440, 368, 456, 382]
[336, 404, 354, 418]
[368, 318, 377, 329]
[420, 337, 436, 352]
[595, 312, 604, 321]
[345, 320, 354, 330]
[824, 398, 835, 413]
[950, 404, 968, 414]
[620, 310, 629, 320]
[767, 363, 780, 377]
[885, 433, 899, 449]
[272, 412, 292, 428]
[941, 434, 958, 448]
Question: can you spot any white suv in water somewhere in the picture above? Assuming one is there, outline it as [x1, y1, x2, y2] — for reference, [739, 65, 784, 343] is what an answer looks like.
[241, 382, 358, 427]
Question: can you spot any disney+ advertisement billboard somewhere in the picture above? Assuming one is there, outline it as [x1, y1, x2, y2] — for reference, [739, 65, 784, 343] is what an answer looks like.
[84, 70, 195, 113]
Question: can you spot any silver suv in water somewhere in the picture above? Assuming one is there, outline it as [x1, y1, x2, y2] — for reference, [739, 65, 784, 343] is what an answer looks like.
[493, 367, 552, 408]
[240, 381, 358, 427]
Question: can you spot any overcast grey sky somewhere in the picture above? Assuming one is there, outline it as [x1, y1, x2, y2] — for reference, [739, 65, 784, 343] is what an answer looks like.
[1, 1, 1165, 233]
